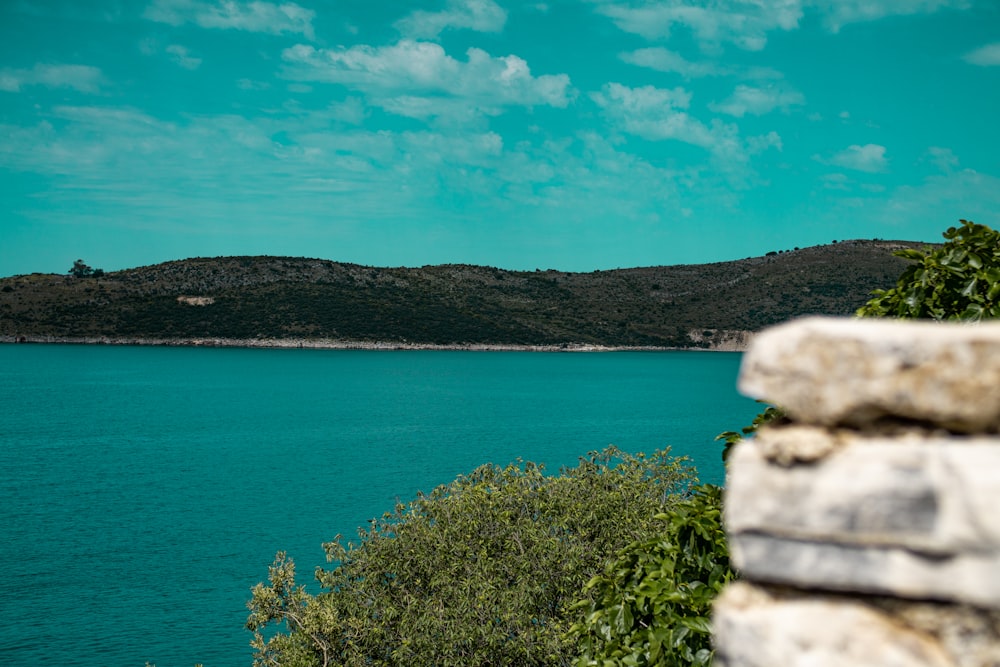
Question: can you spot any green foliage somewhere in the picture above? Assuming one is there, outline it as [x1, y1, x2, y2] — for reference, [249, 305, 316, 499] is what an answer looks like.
[857, 220, 1000, 320]
[567, 485, 733, 667]
[247, 447, 696, 667]
[714, 404, 787, 463]
[69, 259, 94, 278]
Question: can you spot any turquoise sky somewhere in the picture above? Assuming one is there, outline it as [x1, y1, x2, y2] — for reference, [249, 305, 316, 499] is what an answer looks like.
[2, 0, 998, 276]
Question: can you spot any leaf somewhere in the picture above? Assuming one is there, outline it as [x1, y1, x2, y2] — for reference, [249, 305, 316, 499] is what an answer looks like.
[961, 277, 979, 297]
[894, 248, 926, 261]
[987, 281, 1000, 302]
[959, 304, 984, 321]
[680, 616, 713, 634]
[613, 603, 634, 634]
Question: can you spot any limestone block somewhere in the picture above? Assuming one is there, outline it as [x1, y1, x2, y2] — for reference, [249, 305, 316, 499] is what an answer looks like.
[749, 424, 850, 465]
[725, 432, 1000, 607]
[738, 316, 1000, 431]
[873, 597, 1000, 667]
[729, 533, 1000, 609]
[713, 582, 957, 667]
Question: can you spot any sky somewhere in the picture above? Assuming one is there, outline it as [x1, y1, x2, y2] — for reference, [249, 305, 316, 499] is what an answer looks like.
[1, 0, 999, 276]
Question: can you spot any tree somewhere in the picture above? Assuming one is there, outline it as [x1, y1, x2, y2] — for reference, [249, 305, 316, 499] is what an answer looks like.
[247, 447, 696, 667]
[857, 219, 1000, 320]
[568, 486, 733, 667]
[69, 259, 94, 278]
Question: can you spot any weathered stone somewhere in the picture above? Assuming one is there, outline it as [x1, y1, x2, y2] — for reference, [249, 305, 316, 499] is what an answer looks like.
[728, 429, 1000, 549]
[729, 533, 1000, 609]
[713, 582, 955, 667]
[719, 316, 1000, 664]
[725, 432, 1000, 607]
[872, 597, 1000, 667]
[738, 316, 1000, 431]
[750, 423, 850, 465]
[714, 583, 1000, 667]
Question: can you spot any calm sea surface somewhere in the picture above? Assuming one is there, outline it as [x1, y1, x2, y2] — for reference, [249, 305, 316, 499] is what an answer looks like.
[0, 345, 759, 667]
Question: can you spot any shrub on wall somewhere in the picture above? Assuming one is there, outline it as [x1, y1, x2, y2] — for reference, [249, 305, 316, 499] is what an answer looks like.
[567, 485, 732, 667]
[858, 219, 1000, 320]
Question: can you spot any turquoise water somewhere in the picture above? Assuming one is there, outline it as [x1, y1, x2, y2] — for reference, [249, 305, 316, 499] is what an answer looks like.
[0, 345, 759, 666]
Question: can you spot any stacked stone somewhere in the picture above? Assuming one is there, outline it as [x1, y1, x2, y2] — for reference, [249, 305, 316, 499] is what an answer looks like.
[713, 317, 1000, 667]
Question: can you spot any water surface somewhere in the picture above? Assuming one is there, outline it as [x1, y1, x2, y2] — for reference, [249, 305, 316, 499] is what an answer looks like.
[0, 345, 758, 666]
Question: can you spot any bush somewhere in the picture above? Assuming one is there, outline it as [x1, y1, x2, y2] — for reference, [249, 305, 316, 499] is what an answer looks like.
[247, 447, 695, 667]
[568, 486, 733, 667]
[715, 404, 788, 463]
[857, 219, 1000, 320]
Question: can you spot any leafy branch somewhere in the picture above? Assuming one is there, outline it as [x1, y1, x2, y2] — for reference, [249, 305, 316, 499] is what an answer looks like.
[857, 219, 1000, 320]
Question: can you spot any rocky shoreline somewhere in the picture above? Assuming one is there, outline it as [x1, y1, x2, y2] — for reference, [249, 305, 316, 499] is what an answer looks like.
[0, 334, 750, 352]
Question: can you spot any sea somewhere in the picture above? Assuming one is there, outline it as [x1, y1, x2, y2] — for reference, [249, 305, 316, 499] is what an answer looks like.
[0, 344, 761, 667]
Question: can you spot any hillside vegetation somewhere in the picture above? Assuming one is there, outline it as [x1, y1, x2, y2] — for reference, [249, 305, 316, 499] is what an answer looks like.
[0, 240, 922, 347]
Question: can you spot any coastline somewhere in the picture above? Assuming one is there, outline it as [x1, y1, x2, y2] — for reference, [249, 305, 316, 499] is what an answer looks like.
[0, 334, 751, 352]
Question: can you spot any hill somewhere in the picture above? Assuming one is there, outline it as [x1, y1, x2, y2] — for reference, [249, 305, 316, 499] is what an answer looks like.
[0, 240, 924, 349]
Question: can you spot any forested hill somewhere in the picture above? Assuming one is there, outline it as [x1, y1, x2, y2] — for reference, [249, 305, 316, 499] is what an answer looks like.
[0, 240, 923, 348]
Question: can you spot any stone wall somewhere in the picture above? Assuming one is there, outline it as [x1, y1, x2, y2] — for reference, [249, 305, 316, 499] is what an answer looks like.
[713, 316, 1000, 667]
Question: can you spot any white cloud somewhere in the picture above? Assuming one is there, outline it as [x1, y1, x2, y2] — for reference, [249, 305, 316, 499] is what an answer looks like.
[591, 83, 703, 142]
[748, 131, 783, 154]
[9, 93, 851, 270]
[327, 97, 368, 125]
[0, 101, 716, 266]
[590, 0, 970, 44]
[377, 96, 499, 124]
[237, 78, 270, 90]
[166, 44, 202, 70]
[926, 146, 959, 173]
[6, 1, 126, 22]
[140, 39, 202, 70]
[879, 169, 1000, 229]
[281, 41, 573, 117]
[0, 106, 181, 177]
[819, 144, 888, 173]
[395, 0, 507, 39]
[963, 42, 1000, 66]
[594, 0, 804, 50]
[139, 38, 158, 56]
[590, 82, 753, 172]
[620, 47, 784, 80]
[400, 130, 505, 167]
[620, 48, 721, 77]
[0, 63, 104, 93]
[709, 84, 804, 117]
[821, 172, 851, 190]
[144, 0, 315, 38]
[810, 0, 972, 33]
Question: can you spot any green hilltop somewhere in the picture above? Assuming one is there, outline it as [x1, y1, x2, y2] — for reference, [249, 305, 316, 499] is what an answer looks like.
[0, 239, 924, 348]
